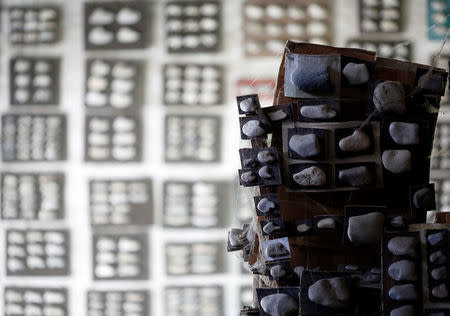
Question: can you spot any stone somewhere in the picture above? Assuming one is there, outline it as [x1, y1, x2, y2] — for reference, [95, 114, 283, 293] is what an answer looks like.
[89, 8, 114, 25]
[388, 236, 417, 257]
[388, 260, 417, 281]
[382, 150, 412, 174]
[239, 97, 255, 113]
[257, 198, 275, 213]
[116, 27, 140, 44]
[338, 166, 373, 187]
[308, 277, 350, 309]
[257, 151, 275, 163]
[347, 212, 384, 244]
[388, 284, 418, 301]
[265, 241, 289, 259]
[258, 166, 272, 179]
[116, 8, 141, 25]
[292, 68, 331, 93]
[419, 73, 443, 93]
[317, 217, 336, 229]
[413, 187, 434, 209]
[430, 250, 447, 264]
[390, 305, 415, 316]
[363, 271, 381, 283]
[260, 293, 298, 316]
[432, 284, 448, 298]
[339, 130, 371, 152]
[389, 122, 420, 145]
[343, 63, 370, 85]
[344, 265, 359, 271]
[431, 266, 447, 280]
[297, 224, 311, 232]
[88, 27, 114, 45]
[243, 158, 256, 167]
[229, 228, 245, 247]
[240, 171, 256, 183]
[391, 216, 405, 227]
[293, 166, 326, 186]
[373, 81, 406, 114]
[371, 267, 381, 274]
[268, 110, 287, 121]
[263, 222, 281, 234]
[428, 231, 445, 246]
[300, 104, 337, 120]
[270, 265, 287, 279]
[242, 120, 265, 137]
[289, 134, 320, 158]
[294, 266, 305, 278]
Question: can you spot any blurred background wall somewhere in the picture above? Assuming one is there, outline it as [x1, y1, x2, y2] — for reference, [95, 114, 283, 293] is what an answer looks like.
[0, 0, 448, 315]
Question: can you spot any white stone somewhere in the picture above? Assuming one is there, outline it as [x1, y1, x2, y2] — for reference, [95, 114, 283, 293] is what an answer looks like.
[260, 293, 298, 316]
[258, 166, 272, 179]
[339, 130, 371, 152]
[116, 27, 140, 44]
[347, 212, 384, 244]
[343, 63, 370, 85]
[338, 166, 373, 187]
[373, 81, 406, 114]
[265, 241, 289, 259]
[388, 260, 417, 281]
[388, 284, 418, 301]
[116, 8, 141, 25]
[270, 265, 287, 279]
[268, 110, 287, 121]
[289, 134, 320, 158]
[88, 27, 114, 45]
[317, 217, 336, 229]
[308, 277, 350, 309]
[263, 222, 281, 234]
[391, 216, 405, 227]
[242, 120, 265, 137]
[428, 232, 445, 246]
[382, 150, 412, 174]
[89, 8, 114, 25]
[390, 305, 415, 316]
[431, 266, 447, 280]
[239, 98, 255, 113]
[240, 171, 256, 183]
[389, 122, 420, 145]
[297, 224, 311, 232]
[293, 166, 326, 186]
[257, 198, 275, 213]
[300, 104, 336, 120]
[387, 236, 417, 257]
[430, 250, 447, 264]
[257, 151, 275, 163]
[432, 284, 448, 298]
[229, 228, 245, 247]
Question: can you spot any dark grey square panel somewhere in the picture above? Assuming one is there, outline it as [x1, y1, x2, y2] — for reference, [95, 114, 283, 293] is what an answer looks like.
[87, 290, 149, 316]
[359, 0, 403, 33]
[165, 286, 223, 316]
[4, 287, 68, 316]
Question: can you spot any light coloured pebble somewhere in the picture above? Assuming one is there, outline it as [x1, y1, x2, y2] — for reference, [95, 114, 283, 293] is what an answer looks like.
[347, 212, 384, 244]
[240, 171, 256, 183]
[270, 265, 287, 279]
[308, 277, 350, 309]
[338, 166, 372, 187]
[390, 216, 405, 227]
[432, 284, 448, 298]
[428, 232, 445, 246]
[239, 97, 255, 113]
[343, 63, 370, 85]
[297, 224, 311, 232]
[257, 198, 275, 213]
[116, 27, 140, 44]
[258, 166, 272, 179]
[89, 27, 114, 45]
[268, 109, 287, 121]
[390, 305, 415, 316]
[431, 266, 447, 280]
[243, 158, 255, 167]
[389, 122, 419, 145]
[388, 236, 417, 257]
[242, 120, 265, 137]
[265, 241, 289, 259]
[116, 8, 141, 25]
[388, 284, 418, 301]
[382, 150, 412, 174]
[373, 81, 406, 114]
[289, 134, 320, 158]
[388, 260, 417, 281]
[339, 130, 371, 152]
[229, 228, 244, 247]
[430, 250, 447, 264]
[300, 104, 336, 120]
[263, 222, 281, 234]
[257, 151, 274, 163]
[293, 166, 326, 186]
[317, 217, 336, 229]
[260, 293, 298, 316]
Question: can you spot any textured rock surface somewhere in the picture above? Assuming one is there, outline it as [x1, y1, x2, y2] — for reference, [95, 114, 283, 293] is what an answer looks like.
[239, 97, 255, 113]
[419, 73, 443, 93]
[265, 241, 289, 259]
[270, 265, 287, 279]
[260, 293, 298, 316]
[229, 228, 244, 247]
[391, 216, 405, 227]
[388, 284, 418, 301]
[240, 171, 256, 183]
[257, 198, 275, 213]
[430, 250, 447, 264]
[413, 187, 434, 209]
[388, 260, 417, 281]
[339, 130, 371, 152]
[258, 166, 272, 179]
[390, 305, 415, 316]
[388, 237, 417, 257]
[257, 151, 275, 163]
[242, 120, 265, 137]
[431, 266, 447, 280]
[268, 109, 287, 121]
[389, 122, 420, 145]
[293, 166, 326, 186]
[308, 277, 350, 309]
[263, 222, 281, 234]
[428, 231, 445, 246]
[317, 217, 336, 229]
[373, 81, 406, 114]
[432, 283, 448, 298]
[292, 69, 331, 93]
[382, 150, 412, 174]
[289, 134, 321, 158]
[343, 63, 370, 85]
[338, 166, 373, 187]
[347, 212, 384, 244]
[300, 104, 337, 120]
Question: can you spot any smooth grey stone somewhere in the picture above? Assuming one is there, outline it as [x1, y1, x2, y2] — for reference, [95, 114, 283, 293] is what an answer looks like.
[373, 81, 406, 114]
[292, 68, 331, 93]
[371, 267, 381, 274]
[389, 122, 420, 145]
[388, 236, 417, 257]
[308, 277, 350, 309]
[339, 130, 371, 152]
[382, 150, 412, 174]
[260, 293, 298, 316]
[240, 171, 256, 183]
[317, 217, 336, 229]
[257, 150, 275, 163]
[265, 241, 289, 259]
[297, 224, 311, 232]
[391, 216, 405, 227]
[338, 166, 373, 187]
[258, 166, 272, 179]
[344, 264, 359, 271]
[243, 158, 255, 167]
[431, 266, 447, 280]
[239, 97, 256, 113]
[432, 283, 448, 298]
[293, 166, 326, 186]
[242, 120, 265, 137]
[347, 212, 384, 244]
[388, 260, 417, 281]
[263, 222, 281, 234]
[413, 187, 434, 209]
[229, 228, 245, 247]
[300, 104, 336, 120]
[428, 231, 445, 246]
[390, 305, 415, 316]
[419, 73, 443, 93]
[289, 134, 320, 158]
[430, 250, 447, 264]
[257, 198, 275, 213]
[270, 265, 287, 279]
[268, 109, 287, 121]
[343, 63, 370, 85]
[388, 284, 418, 301]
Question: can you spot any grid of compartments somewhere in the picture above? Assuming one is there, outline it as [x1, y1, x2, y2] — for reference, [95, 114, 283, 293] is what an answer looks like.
[87, 290, 149, 316]
[347, 39, 412, 60]
[165, 286, 224, 316]
[243, 0, 332, 56]
[4, 287, 68, 316]
[1, 173, 64, 220]
[359, 0, 403, 33]
[427, 0, 450, 40]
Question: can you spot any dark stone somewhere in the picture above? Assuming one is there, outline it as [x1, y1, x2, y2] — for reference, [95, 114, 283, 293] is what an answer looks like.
[419, 73, 443, 93]
[292, 68, 331, 93]
[413, 187, 435, 209]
